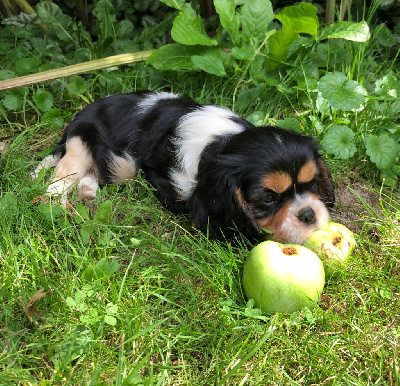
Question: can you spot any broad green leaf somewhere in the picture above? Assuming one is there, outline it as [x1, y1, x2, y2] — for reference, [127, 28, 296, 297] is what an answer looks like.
[365, 134, 399, 170]
[214, 0, 240, 45]
[275, 2, 319, 35]
[106, 303, 118, 315]
[15, 57, 41, 75]
[318, 72, 366, 111]
[94, 200, 113, 224]
[191, 55, 226, 76]
[2, 93, 22, 111]
[321, 125, 357, 159]
[42, 113, 63, 130]
[240, 0, 274, 45]
[104, 315, 117, 326]
[158, 0, 185, 10]
[0, 69, 15, 81]
[75, 202, 90, 223]
[33, 89, 54, 112]
[246, 111, 265, 126]
[171, 11, 218, 46]
[0, 42, 10, 55]
[81, 258, 120, 281]
[375, 23, 397, 48]
[373, 74, 398, 101]
[317, 21, 370, 42]
[277, 117, 302, 132]
[231, 47, 254, 61]
[36, 2, 76, 43]
[67, 76, 89, 96]
[115, 20, 133, 39]
[268, 3, 318, 69]
[147, 44, 217, 71]
[92, 0, 116, 41]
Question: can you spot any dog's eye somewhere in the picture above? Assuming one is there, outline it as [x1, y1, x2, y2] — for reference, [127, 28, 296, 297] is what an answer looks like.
[263, 192, 276, 204]
[309, 180, 317, 193]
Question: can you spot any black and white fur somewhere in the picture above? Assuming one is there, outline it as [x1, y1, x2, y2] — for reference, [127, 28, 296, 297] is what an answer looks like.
[33, 91, 334, 243]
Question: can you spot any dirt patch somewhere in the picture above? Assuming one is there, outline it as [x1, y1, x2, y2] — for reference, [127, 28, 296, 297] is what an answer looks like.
[331, 182, 382, 233]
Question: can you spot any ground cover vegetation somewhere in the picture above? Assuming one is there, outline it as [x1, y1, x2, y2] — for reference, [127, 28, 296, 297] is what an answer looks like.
[0, 0, 399, 384]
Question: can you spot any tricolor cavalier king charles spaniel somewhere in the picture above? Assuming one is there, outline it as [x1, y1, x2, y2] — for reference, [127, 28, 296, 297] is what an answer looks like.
[34, 91, 334, 243]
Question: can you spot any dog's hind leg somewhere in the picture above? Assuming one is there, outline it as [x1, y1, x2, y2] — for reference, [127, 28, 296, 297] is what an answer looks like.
[46, 137, 97, 203]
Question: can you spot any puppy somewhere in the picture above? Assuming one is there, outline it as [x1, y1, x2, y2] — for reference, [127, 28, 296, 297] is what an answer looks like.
[33, 91, 334, 243]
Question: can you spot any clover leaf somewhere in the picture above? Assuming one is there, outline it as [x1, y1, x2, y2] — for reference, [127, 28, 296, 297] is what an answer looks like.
[318, 72, 366, 111]
[321, 125, 357, 159]
[365, 134, 399, 170]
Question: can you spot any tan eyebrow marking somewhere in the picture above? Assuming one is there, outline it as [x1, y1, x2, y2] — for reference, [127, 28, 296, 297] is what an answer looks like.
[262, 172, 292, 193]
[298, 160, 317, 183]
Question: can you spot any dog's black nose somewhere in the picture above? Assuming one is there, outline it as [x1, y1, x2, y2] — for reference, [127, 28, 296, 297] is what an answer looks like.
[298, 207, 316, 225]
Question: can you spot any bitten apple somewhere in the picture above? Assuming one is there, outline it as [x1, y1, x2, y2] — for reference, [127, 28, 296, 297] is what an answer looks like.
[304, 222, 356, 278]
[242, 241, 325, 314]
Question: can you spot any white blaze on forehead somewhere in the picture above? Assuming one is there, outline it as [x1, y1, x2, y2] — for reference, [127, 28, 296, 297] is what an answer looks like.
[170, 105, 245, 198]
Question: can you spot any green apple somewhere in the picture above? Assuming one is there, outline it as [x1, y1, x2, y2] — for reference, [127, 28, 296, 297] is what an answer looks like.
[242, 241, 325, 314]
[303, 222, 356, 278]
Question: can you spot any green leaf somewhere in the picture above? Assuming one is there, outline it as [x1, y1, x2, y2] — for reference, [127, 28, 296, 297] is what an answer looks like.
[277, 117, 302, 132]
[36, 2, 76, 43]
[275, 2, 319, 35]
[106, 303, 118, 315]
[75, 202, 90, 223]
[214, 0, 240, 45]
[191, 54, 226, 76]
[240, 0, 274, 45]
[171, 11, 218, 46]
[94, 200, 113, 224]
[33, 89, 54, 112]
[365, 134, 399, 170]
[318, 72, 366, 111]
[104, 315, 117, 326]
[65, 297, 76, 308]
[379, 284, 393, 299]
[317, 21, 370, 42]
[115, 20, 133, 39]
[373, 74, 398, 101]
[246, 111, 265, 126]
[82, 257, 120, 281]
[41, 109, 64, 131]
[268, 3, 318, 69]
[321, 125, 357, 159]
[67, 76, 88, 96]
[2, 93, 22, 111]
[147, 44, 210, 71]
[375, 23, 397, 48]
[231, 47, 254, 61]
[158, 0, 185, 10]
[92, 0, 117, 41]
[15, 57, 41, 75]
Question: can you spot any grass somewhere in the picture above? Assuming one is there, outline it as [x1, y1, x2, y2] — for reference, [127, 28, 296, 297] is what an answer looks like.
[1, 73, 399, 385]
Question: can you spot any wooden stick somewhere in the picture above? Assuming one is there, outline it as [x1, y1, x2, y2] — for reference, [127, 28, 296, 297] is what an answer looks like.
[0, 51, 153, 91]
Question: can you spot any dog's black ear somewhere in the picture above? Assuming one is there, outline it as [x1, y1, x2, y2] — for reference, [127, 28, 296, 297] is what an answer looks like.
[316, 157, 335, 208]
[188, 176, 261, 241]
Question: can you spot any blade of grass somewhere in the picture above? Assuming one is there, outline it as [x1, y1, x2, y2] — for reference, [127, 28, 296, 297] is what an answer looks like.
[217, 325, 276, 385]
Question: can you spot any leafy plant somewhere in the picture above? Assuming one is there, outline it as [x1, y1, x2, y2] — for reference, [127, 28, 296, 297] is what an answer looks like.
[146, 0, 370, 81]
